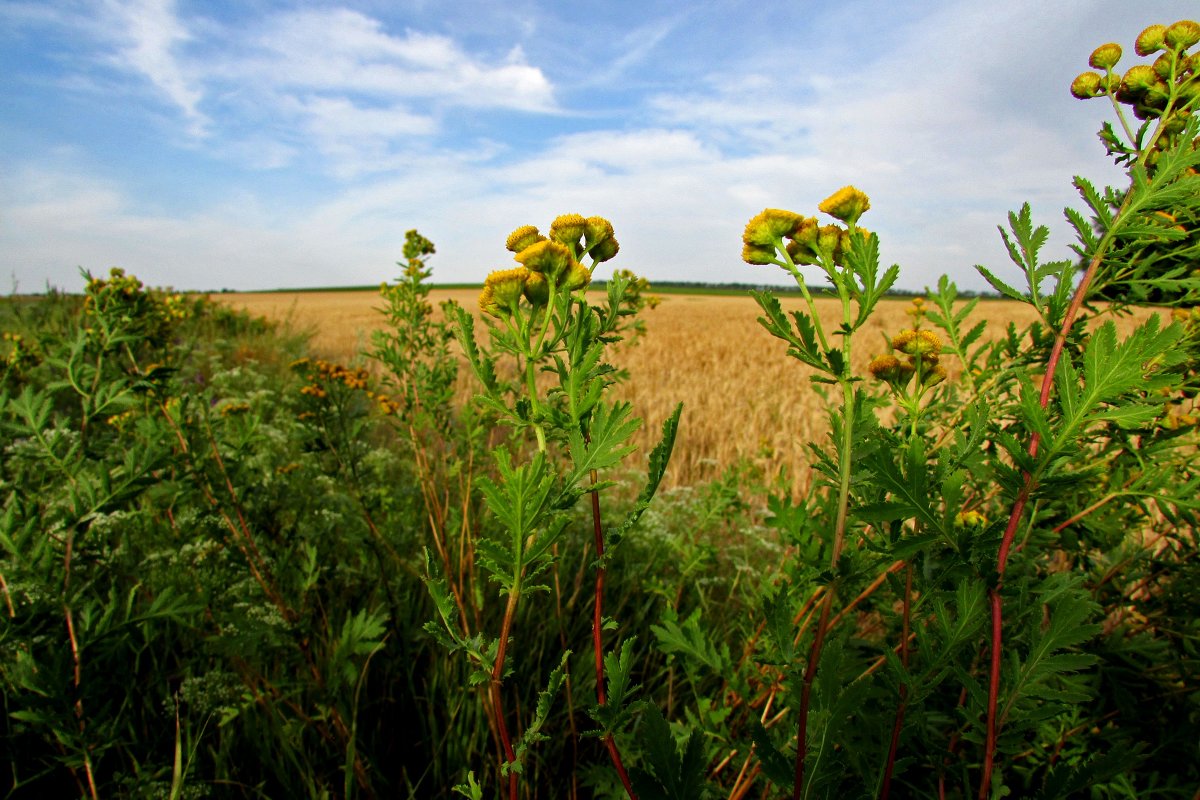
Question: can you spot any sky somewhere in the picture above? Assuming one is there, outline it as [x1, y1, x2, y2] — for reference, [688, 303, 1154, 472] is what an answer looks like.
[1, 0, 1197, 294]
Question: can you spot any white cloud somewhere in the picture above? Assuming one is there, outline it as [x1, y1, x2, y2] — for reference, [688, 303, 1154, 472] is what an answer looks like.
[101, 0, 208, 135]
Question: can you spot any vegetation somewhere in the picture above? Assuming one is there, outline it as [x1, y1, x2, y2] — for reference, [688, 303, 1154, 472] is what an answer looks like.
[2, 19, 1199, 800]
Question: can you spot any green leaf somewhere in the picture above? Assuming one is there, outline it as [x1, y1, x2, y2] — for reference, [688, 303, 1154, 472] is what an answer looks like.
[629, 705, 711, 800]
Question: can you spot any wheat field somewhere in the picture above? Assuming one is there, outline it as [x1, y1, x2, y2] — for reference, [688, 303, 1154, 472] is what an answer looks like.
[215, 288, 1159, 492]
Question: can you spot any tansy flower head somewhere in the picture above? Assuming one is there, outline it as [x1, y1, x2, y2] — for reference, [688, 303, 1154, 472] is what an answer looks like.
[1071, 72, 1104, 99]
[591, 236, 620, 263]
[523, 271, 550, 305]
[817, 224, 844, 258]
[785, 239, 820, 266]
[1124, 65, 1167, 99]
[955, 510, 988, 528]
[818, 186, 870, 225]
[1136, 24, 1167, 56]
[563, 261, 592, 292]
[743, 242, 780, 265]
[1165, 20, 1200, 50]
[549, 214, 588, 249]
[1089, 43, 1122, 70]
[923, 363, 948, 386]
[1153, 53, 1175, 79]
[913, 329, 943, 355]
[743, 209, 803, 246]
[506, 225, 545, 253]
[891, 329, 917, 353]
[515, 239, 576, 281]
[584, 216, 614, 247]
[868, 354, 902, 382]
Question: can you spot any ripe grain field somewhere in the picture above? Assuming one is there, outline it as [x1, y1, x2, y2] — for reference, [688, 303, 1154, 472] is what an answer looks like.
[215, 289, 1161, 492]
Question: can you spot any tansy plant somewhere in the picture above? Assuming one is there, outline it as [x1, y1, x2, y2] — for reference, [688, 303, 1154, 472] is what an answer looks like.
[720, 19, 1200, 800]
[424, 214, 682, 799]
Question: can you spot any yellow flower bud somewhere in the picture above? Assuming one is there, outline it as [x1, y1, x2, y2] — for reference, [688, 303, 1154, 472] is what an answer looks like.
[523, 271, 550, 305]
[563, 261, 592, 292]
[1165, 20, 1200, 50]
[743, 242, 780, 265]
[1088, 42, 1122, 70]
[584, 216, 614, 247]
[1136, 24, 1167, 56]
[868, 353, 901, 381]
[1121, 65, 1159, 96]
[1071, 72, 1104, 99]
[891, 329, 917, 353]
[923, 363, 948, 386]
[549, 214, 588, 248]
[515, 239, 576, 281]
[743, 209, 803, 246]
[955, 510, 987, 528]
[818, 185, 871, 225]
[482, 267, 529, 315]
[1153, 52, 1175, 80]
[817, 224, 844, 257]
[784, 240, 820, 265]
[590, 236, 620, 263]
[506, 225, 544, 253]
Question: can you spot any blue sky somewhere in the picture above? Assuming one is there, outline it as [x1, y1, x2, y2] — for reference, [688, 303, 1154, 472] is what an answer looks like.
[1, 0, 1196, 293]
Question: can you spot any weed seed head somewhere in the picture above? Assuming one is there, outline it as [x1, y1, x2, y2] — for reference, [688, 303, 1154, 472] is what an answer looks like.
[1089, 43, 1122, 71]
[506, 225, 545, 253]
[819, 186, 871, 226]
[743, 209, 803, 246]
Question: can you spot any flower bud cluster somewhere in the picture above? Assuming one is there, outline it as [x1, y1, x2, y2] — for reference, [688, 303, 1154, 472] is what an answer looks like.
[868, 327, 947, 390]
[741, 187, 871, 269]
[479, 215, 616, 318]
[1071, 21, 1200, 170]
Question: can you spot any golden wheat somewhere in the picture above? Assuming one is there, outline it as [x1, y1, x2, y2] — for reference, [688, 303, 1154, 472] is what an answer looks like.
[215, 289, 1160, 492]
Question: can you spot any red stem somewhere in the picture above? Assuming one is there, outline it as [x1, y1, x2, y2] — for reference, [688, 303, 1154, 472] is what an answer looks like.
[591, 486, 638, 799]
[879, 563, 913, 800]
[978, 238, 1108, 799]
[793, 590, 835, 797]
[493, 588, 520, 800]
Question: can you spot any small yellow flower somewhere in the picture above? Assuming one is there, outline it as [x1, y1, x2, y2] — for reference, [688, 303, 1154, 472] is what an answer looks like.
[743, 242, 779, 265]
[743, 209, 803, 246]
[563, 261, 592, 292]
[923, 364, 948, 386]
[1123, 65, 1160, 96]
[515, 240, 575, 281]
[584, 216, 614, 246]
[784, 240, 820, 266]
[891, 329, 917, 353]
[549, 214, 588, 248]
[868, 354, 902, 381]
[1136, 24, 1167, 56]
[1165, 19, 1200, 50]
[1071, 72, 1103, 99]
[591, 236, 620, 263]
[1088, 43, 1122, 70]
[818, 186, 870, 225]
[955, 510, 987, 528]
[817, 224, 844, 258]
[506, 225, 545, 253]
[523, 271, 550, 305]
[482, 267, 529, 316]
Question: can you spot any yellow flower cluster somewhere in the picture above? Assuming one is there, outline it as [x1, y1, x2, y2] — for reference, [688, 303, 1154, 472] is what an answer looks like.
[741, 187, 871, 269]
[479, 215, 617, 318]
[868, 327, 947, 389]
[1070, 20, 1199, 168]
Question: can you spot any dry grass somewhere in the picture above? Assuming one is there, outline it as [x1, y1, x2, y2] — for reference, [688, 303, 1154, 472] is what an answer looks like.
[215, 288, 1163, 492]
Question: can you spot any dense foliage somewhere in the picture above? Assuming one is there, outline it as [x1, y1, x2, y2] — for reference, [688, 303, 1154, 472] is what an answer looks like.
[2, 19, 1199, 800]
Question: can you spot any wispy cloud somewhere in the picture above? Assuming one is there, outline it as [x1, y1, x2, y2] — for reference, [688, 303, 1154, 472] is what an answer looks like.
[100, 0, 208, 135]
